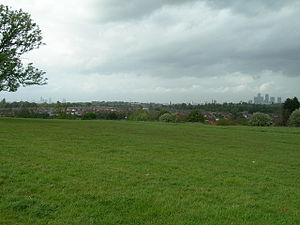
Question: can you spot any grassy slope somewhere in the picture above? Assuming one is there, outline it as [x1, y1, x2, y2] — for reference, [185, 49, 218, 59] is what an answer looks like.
[0, 118, 299, 225]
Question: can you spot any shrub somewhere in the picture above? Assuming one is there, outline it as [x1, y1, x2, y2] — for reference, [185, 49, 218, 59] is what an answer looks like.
[176, 113, 189, 123]
[288, 109, 300, 127]
[95, 111, 126, 120]
[128, 110, 151, 121]
[159, 113, 177, 122]
[15, 108, 33, 118]
[187, 110, 204, 122]
[157, 110, 170, 119]
[248, 112, 272, 126]
[82, 112, 96, 120]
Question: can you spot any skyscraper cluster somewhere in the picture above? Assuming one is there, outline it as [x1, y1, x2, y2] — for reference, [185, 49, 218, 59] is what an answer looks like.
[253, 93, 281, 104]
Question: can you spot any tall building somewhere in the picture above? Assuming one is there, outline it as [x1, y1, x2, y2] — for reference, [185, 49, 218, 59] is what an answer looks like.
[252, 93, 282, 104]
[277, 97, 282, 104]
[254, 93, 264, 104]
[265, 94, 269, 104]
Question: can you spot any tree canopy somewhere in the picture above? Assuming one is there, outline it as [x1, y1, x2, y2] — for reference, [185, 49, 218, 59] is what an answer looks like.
[288, 109, 300, 127]
[282, 97, 300, 125]
[0, 5, 46, 92]
[248, 112, 272, 126]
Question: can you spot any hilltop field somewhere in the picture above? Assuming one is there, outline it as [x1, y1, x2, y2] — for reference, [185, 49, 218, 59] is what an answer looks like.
[0, 118, 299, 225]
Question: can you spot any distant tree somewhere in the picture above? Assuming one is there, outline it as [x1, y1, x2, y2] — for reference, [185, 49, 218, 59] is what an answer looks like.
[128, 110, 151, 121]
[158, 110, 170, 118]
[282, 97, 300, 125]
[288, 109, 300, 127]
[55, 101, 68, 119]
[15, 108, 32, 118]
[0, 5, 46, 92]
[82, 112, 96, 120]
[187, 110, 204, 122]
[159, 113, 177, 122]
[248, 112, 272, 126]
[106, 112, 118, 120]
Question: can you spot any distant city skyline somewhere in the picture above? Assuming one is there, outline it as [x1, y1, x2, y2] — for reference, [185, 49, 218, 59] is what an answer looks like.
[1, 93, 292, 105]
[253, 93, 282, 105]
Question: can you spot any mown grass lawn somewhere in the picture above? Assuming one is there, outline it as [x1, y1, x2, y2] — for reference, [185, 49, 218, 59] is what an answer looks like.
[0, 118, 299, 225]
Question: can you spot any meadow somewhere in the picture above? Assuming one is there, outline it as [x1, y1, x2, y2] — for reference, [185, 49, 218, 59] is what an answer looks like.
[0, 118, 299, 225]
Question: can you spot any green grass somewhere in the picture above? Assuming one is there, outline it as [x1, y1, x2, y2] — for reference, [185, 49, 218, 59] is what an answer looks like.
[0, 118, 299, 225]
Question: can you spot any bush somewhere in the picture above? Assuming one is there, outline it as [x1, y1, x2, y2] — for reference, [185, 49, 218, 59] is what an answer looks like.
[176, 113, 189, 123]
[288, 109, 300, 127]
[15, 108, 33, 118]
[82, 112, 96, 120]
[187, 110, 204, 122]
[159, 113, 177, 122]
[157, 110, 170, 119]
[248, 112, 272, 126]
[128, 110, 151, 121]
[104, 112, 126, 120]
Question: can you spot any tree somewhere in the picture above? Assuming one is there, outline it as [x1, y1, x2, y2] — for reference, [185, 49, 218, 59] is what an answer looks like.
[0, 5, 46, 92]
[187, 110, 204, 122]
[128, 110, 151, 121]
[288, 109, 300, 127]
[159, 113, 177, 122]
[248, 112, 272, 126]
[282, 97, 300, 125]
[82, 112, 97, 120]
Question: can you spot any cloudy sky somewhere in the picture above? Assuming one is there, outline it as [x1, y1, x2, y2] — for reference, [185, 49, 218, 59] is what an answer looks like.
[1, 0, 300, 103]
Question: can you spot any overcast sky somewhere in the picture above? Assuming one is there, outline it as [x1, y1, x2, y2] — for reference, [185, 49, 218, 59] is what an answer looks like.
[1, 0, 300, 103]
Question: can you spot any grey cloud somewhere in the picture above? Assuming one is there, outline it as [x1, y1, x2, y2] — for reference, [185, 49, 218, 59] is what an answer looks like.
[205, 0, 298, 15]
[84, 1, 300, 78]
[92, 0, 197, 21]
[92, 0, 299, 22]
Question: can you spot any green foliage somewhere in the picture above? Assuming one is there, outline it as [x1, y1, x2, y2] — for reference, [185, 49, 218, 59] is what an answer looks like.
[169, 102, 281, 114]
[288, 109, 300, 127]
[248, 112, 272, 126]
[282, 97, 300, 125]
[157, 110, 170, 119]
[96, 111, 126, 120]
[159, 113, 177, 122]
[128, 110, 151, 121]
[0, 5, 46, 92]
[15, 108, 33, 118]
[175, 113, 189, 123]
[14, 108, 50, 119]
[187, 110, 204, 122]
[55, 102, 75, 119]
[82, 112, 96, 120]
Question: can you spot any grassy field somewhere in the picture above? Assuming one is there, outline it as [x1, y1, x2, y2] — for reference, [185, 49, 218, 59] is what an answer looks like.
[0, 118, 299, 225]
